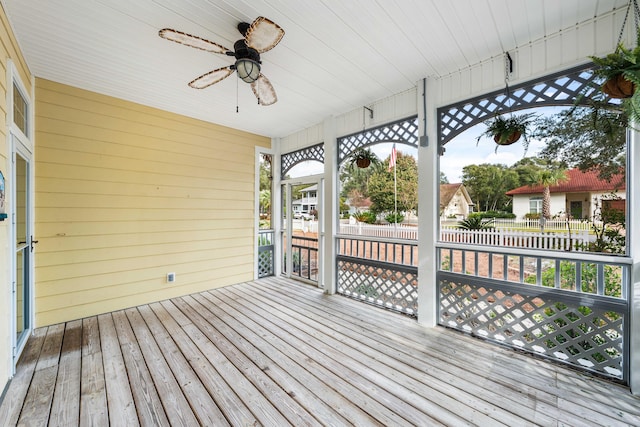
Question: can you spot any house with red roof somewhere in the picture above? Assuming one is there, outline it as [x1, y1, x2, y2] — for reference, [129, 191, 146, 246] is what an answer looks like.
[505, 169, 625, 219]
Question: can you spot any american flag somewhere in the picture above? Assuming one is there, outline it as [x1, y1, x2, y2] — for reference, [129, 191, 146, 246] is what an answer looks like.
[388, 143, 397, 172]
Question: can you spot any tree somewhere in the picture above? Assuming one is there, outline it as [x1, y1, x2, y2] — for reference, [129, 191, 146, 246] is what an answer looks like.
[525, 168, 567, 220]
[259, 189, 271, 214]
[533, 103, 626, 180]
[259, 154, 272, 191]
[367, 152, 418, 214]
[440, 172, 449, 184]
[340, 161, 378, 200]
[259, 154, 272, 228]
[461, 164, 520, 212]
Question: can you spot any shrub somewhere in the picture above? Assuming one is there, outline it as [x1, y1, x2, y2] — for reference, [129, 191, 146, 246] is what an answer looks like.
[524, 213, 541, 219]
[457, 217, 495, 230]
[469, 211, 515, 220]
[385, 212, 405, 223]
[354, 211, 377, 224]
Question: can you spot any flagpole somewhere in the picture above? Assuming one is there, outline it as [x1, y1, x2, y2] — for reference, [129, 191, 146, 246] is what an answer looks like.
[393, 161, 397, 216]
[389, 143, 398, 238]
[394, 160, 397, 238]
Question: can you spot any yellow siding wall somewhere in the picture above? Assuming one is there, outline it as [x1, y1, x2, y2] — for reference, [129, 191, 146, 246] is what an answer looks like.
[0, 4, 32, 395]
[34, 79, 269, 326]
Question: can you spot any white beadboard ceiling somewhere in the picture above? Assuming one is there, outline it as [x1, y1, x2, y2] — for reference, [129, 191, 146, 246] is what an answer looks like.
[2, 0, 629, 138]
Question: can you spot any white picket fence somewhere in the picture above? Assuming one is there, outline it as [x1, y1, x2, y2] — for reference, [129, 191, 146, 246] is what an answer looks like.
[440, 217, 594, 231]
[339, 222, 418, 239]
[440, 228, 591, 251]
[292, 219, 318, 233]
[339, 222, 592, 251]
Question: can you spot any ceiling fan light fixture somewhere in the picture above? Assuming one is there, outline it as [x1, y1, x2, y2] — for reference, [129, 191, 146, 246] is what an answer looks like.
[235, 58, 261, 83]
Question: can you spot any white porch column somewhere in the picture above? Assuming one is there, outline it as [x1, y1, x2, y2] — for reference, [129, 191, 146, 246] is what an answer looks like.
[417, 77, 439, 326]
[630, 127, 640, 395]
[272, 138, 283, 277]
[322, 116, 337, 294]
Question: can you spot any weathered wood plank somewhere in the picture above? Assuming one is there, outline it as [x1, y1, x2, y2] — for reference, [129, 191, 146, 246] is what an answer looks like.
[34, 323, 65, 371]
[258, 277, 556, 390]
[256, 277, 636, 427]
[4, 277, 640, 426]
[124, 307, 199, 426]
[0, 327, 47, 426]
[97, 313, 139, 426]
[154, 300, 259, 426]
[211, 286, 442, 426]
[80, 317, 100, 357]
[180, 294, 322, 427]
[79, 317, 108, 426]
[251, 278, 558, 425]
[217, 285, 473, 426]
[136, 304, 229, 427]
[192, 291, 363, 426]
[170, 296, 293, 426]
[16, 366, 58, 427]
[111, 310, 169, 426]
[49, 319, 82, 427]
[17, 323, 65, 426]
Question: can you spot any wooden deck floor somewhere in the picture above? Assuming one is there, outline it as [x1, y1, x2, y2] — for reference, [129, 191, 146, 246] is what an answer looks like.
[1, 277, 639, 426]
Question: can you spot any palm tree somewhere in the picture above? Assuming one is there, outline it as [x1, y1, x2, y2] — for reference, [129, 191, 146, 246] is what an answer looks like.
[527, 169, 567, 220]
[259, 189, 271, 215]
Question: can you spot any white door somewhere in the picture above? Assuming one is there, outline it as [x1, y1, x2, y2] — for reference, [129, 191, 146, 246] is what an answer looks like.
[12, 138, 34, 363]
[282, 177, 323, 287]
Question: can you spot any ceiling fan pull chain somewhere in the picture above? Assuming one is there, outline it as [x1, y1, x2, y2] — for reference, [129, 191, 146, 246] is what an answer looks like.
[236, 72, 240, 113]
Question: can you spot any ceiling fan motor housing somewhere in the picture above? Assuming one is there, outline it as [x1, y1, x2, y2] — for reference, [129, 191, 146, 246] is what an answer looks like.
[233, 39, 261, 63]
[232, 39, 261, 83]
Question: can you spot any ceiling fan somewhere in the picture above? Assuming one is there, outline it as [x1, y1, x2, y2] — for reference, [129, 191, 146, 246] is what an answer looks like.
[159, 17, 284, 106]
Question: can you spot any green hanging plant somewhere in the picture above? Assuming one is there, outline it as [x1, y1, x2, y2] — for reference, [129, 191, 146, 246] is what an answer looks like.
[589, 35, 640, 99]
[349, 147, 379, 169]
[476, 112, 537, 153]
[588, 0, 640, 122]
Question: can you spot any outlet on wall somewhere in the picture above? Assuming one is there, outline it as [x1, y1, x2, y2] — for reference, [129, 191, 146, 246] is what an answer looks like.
[167, 272, 176, 283]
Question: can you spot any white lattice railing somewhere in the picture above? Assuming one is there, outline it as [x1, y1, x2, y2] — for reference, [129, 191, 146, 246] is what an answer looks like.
[437, 243, 631, 382]
[336, 235, 418, 316]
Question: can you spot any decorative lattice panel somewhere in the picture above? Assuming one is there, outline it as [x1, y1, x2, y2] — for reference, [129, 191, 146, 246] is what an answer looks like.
[337, 116, 419, 164]
[439, 276, 625, 380]
[280, 143, 324, 179]
[437, 64, 606, 146]
[258, 247, 274, 278]
[258, 230, 274, 278]
[337, 258, 418, 316]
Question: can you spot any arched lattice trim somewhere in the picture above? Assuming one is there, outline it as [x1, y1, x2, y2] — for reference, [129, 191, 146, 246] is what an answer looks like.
[437, 63, 603, 147]
[338, 116, 419, 164]
[281, 143, 324, 179]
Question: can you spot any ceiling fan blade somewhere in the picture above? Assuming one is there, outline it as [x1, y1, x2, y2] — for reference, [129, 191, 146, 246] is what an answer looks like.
[245, 17, 284, 53]
[189, 67, 234, 89]
[251, 74, 277, 105]
[159, 28, 230, 54]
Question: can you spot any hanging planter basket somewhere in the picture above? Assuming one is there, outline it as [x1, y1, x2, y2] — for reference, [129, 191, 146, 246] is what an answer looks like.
[349, 147, 378, 169]
[590, 0, 640, 105]
[477, 112, 536, 153]
[356, 158, 371, 168]
[493, 131, 522, 146]
[601, 73, 636, 99]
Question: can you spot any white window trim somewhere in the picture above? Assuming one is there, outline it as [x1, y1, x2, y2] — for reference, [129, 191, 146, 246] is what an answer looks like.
[7, 60, 33, 152]
[6, 58, 35, 376]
